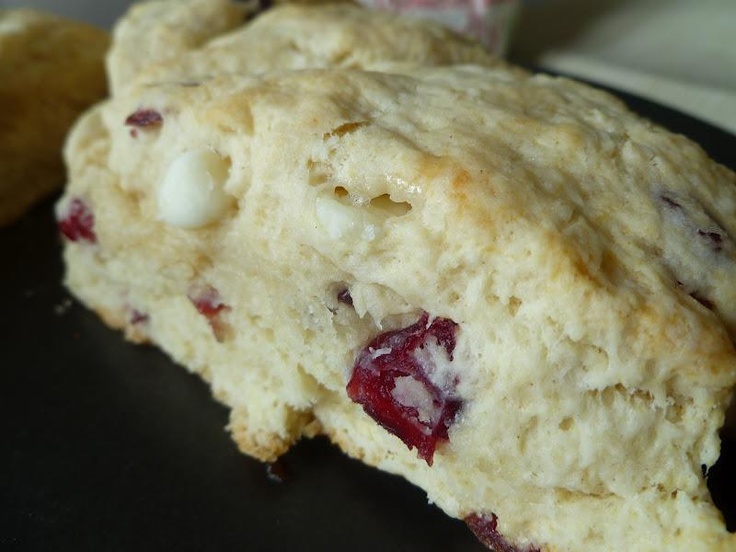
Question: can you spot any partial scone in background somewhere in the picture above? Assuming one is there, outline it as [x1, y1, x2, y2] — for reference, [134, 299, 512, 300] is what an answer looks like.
[0, 8, 109, 226]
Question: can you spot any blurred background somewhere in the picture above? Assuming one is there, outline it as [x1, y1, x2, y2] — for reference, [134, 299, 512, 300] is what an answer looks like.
[2, 0, 735, 134]
[1, 0, 130, 27]
[512, 0, 736, 135]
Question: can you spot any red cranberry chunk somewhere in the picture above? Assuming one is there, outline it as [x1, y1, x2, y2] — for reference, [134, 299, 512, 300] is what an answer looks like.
[129, 309, 149, 325]
[189, 286, 228, 318]
[57, 198, 96, 244]
[124, 108, 163, 129]
[465, 512, 541, 552]
[188, 285, 230, 341]
[346, 312, 462, 465]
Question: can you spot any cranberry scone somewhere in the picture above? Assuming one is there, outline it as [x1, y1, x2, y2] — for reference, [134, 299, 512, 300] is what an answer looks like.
[0, 9, 109, 226]
[106, 0, 500, 96]
[57, 64, 736, 551]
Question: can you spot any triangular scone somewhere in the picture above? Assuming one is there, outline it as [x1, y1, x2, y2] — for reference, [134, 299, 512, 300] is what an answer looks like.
[106, 0, 501, 95]
[0, 9, 109, 226]
[57, 64, 735, 551]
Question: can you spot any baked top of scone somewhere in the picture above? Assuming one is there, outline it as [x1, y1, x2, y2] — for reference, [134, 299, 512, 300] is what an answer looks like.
[105, 0, 249, 94]
[107, 0, 502, 95]
[58, 61, 736, 551]
[0, 8, 109, 226]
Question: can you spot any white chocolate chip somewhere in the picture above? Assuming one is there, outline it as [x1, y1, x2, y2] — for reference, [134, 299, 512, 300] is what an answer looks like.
[157, 149, 232, 228]
[414, 337, 457, 394]
[315, 196, 380, 241]
[315, 196, 357, 239]
[391, 376, 438, 425]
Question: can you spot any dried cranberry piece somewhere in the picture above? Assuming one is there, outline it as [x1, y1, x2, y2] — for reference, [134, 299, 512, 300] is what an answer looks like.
[465, 512, 541, 552]
[57, 197, 96, 244]
[129, 309, 149, 325]
[125, 108, 163, 129]
[188, 285, 230, 341]
[189, 286, 228, 318]
[346, 312, 462, 465]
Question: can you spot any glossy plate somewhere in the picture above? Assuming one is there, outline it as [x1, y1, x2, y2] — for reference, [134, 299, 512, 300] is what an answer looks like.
[1, 86, 734, 551]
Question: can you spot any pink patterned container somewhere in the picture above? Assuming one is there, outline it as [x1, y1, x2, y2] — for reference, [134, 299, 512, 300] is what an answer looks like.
[360, 0, 520, 56]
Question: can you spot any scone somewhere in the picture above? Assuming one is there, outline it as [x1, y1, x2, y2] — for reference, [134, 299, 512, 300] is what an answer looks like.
[105, 0, 250, 95]
[106, 0, 501, 95]
[0, 9, 109, 227]
[57, 62, 736, 551]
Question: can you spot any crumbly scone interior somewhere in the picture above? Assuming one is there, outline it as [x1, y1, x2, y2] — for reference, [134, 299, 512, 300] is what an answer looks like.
[59, 65, 736, 551]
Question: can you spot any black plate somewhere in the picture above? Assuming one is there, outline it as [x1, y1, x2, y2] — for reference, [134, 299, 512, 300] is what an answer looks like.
[1, 88, 734, 551]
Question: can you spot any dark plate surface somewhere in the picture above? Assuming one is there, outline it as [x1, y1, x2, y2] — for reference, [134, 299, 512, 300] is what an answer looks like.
[1, 87, 734, 551]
